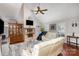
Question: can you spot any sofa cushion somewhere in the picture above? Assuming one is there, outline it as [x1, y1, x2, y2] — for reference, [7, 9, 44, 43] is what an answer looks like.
[32, 37, 64, 56]
[32, 41, 53, 56]
[42, 32, 57, 41]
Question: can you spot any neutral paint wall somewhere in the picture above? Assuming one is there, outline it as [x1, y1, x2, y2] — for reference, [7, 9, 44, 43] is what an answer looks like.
[65, 18, 79, 46]
[24, 5, 46, 37]
[52, 18, 79, 46]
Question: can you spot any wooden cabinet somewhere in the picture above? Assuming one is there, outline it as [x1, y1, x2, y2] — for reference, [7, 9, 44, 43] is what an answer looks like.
[9, 23, 24, 44]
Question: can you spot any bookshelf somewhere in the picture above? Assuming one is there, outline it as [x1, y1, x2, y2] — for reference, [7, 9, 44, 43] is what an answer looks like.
[24, 27, 35, 39]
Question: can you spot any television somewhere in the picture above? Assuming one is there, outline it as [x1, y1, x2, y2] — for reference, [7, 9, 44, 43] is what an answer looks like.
[0, 19, 4, 34]
[26, 20, 33, 25]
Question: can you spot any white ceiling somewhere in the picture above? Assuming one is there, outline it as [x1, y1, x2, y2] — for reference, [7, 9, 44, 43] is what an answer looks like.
[0, 3, 79, 23]
[25, 3, 79, 23]
[0, 3, 22, 19]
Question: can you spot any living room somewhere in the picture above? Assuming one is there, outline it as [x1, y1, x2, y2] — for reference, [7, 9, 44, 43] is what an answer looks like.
[0, 3, 79, 56]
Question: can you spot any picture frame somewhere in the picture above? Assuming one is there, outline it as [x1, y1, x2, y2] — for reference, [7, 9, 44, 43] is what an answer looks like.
[49, 24, 56, 31]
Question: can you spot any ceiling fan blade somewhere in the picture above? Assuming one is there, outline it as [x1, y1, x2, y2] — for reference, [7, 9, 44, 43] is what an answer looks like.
[31, 10, 37, 12]
[33, 5, 47, 15]
[41, 9, 48, 11]
[36, 10, 39, 14]
[40, 11, 44, 14]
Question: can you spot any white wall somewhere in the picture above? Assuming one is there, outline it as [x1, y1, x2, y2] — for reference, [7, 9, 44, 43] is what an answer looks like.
[0, 4, 22, 20]
[51, 17, 79, 46]
[44, 23, 49, 31]
[24, 5, 42, 37]
[65, 18, 79, 46]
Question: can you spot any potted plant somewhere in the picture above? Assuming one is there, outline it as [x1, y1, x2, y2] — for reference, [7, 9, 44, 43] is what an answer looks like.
[40, 27, 45, 32]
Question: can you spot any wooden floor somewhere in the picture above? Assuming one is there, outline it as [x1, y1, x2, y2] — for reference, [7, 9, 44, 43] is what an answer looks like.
[60, 43, 79, 56]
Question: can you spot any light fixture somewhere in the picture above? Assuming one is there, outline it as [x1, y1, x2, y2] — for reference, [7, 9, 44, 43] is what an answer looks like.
[32, 3, 48, 15]
[72, 22, 77, 27]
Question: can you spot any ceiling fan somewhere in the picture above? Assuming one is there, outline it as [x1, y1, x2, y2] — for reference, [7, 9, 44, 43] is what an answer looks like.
[33, 4, 48, 15]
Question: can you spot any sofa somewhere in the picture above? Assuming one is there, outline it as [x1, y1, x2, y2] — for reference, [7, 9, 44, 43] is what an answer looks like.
[22, 37, 64, 56]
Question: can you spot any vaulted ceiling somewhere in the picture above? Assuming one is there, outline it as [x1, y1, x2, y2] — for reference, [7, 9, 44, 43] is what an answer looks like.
[0, 3, 22, 19]
[25, 3, 79, 23]
[0, 3, 79, 23]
